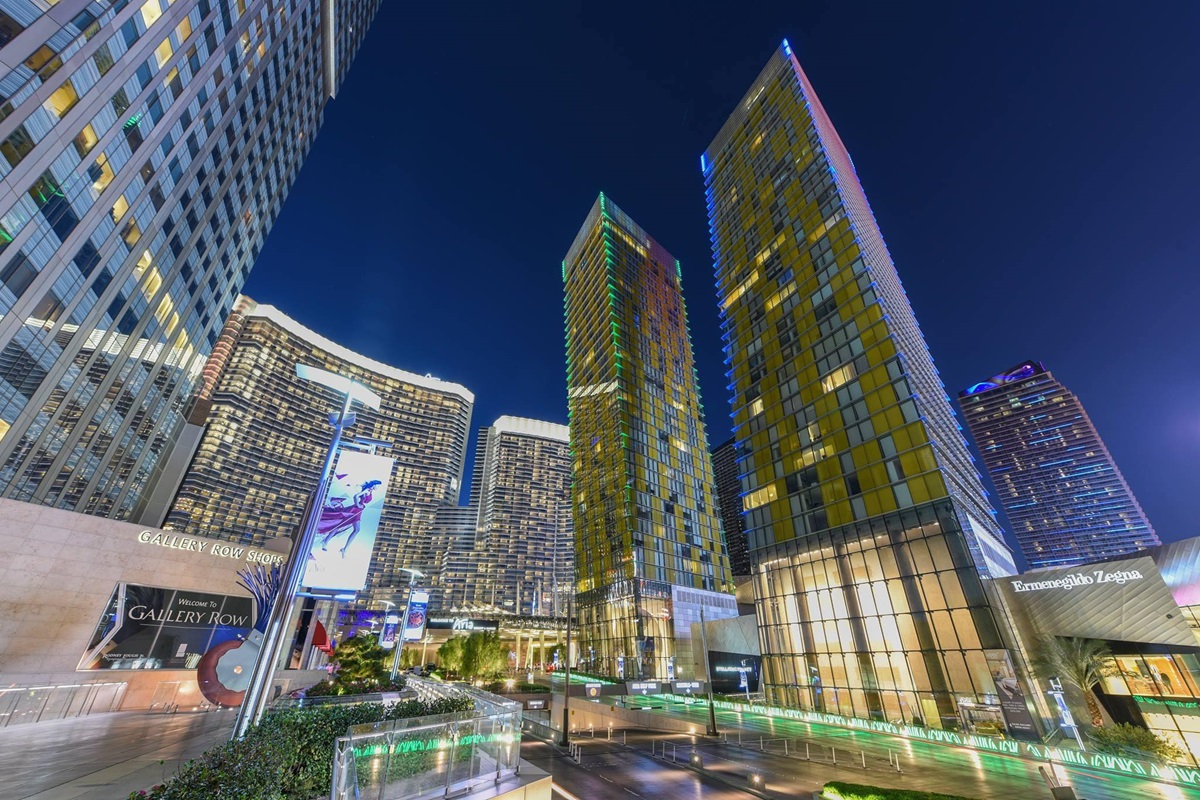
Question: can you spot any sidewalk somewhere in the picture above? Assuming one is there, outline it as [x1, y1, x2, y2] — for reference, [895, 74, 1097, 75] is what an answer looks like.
[623, 702, 1188, 800]
[0, 709, 235, 800]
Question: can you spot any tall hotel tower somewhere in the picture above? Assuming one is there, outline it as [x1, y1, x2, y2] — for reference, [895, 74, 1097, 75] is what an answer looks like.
[959, 360, 1159, 569]
[0, 0, 379, 519]
[711, 437, 752, 575]
[435, 416, 572, 616]
[564, 194, 736, 681]
[154, 298, 474, 605]
[704, 43, 1031, 732]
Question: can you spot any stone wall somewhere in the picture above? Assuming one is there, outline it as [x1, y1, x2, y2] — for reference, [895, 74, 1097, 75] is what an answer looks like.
[0, 498, 308, 709]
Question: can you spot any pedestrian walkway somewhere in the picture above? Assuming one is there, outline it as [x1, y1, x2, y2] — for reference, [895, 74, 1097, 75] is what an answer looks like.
[0, 709, 235, 800]
[635, 702, 1191, 800]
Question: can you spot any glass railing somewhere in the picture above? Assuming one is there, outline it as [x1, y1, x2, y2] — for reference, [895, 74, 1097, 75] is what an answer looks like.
[331, 681, 523, 800]
[0, 681, 126, 727]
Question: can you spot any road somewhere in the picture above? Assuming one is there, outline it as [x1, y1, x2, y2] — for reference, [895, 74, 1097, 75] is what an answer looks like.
[522, 735, 759, 799]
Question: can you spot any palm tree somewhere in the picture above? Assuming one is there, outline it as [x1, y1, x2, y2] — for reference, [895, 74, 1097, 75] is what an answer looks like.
[1029, 636, 1114, 727]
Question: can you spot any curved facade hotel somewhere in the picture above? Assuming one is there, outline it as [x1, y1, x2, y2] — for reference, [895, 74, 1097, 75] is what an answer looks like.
[0, 0, 379, 520]
[703, 42, 1028, 734]
[155, 297, 474, 605]
[958, 360, 1160, 569]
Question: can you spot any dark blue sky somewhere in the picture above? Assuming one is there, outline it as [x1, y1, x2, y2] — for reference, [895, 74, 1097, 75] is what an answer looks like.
[246, 1, 1200, 547]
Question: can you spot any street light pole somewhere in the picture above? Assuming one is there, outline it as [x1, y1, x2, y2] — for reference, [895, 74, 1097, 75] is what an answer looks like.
[699, 607, 718, 737]
[390, 568, 424, 681]
[233, 366, 380, 740]
[558, 591, 573, 746]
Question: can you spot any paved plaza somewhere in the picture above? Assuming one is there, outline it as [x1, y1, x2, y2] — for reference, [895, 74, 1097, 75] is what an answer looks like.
[0, 710, 235, 800]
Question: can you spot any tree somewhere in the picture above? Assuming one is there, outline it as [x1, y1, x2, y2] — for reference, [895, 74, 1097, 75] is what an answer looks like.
[1030, 636, 1114, 727]
[437, 636, 465, 675]
[329, 633, 389, 684]
[462, 632, 508, 679]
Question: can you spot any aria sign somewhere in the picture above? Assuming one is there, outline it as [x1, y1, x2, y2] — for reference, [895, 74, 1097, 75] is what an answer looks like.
[1010, 568, 1144, 593]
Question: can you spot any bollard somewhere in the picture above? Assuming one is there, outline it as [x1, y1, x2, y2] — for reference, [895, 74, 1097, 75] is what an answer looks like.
[860, 750, 866, 769]
[805, 742, 810, 761]
[784, 740, 789, 756]
[760, 735, 765, 751]
[831, 746, 837, 765]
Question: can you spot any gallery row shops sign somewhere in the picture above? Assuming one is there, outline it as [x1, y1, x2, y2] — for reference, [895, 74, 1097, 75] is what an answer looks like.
[137, 530, 285, 566]
[692, 697, 1200, 789]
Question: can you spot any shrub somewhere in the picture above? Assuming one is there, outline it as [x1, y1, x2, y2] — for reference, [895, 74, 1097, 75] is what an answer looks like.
[131, 697, 473, 799]
[1089, 722, 1187, 763]
[303, 676, 407, 697]
[482, 680, 550, 694]
[823, 781, 978, 800]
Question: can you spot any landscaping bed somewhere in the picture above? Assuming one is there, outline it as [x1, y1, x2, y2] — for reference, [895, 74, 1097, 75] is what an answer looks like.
[823, 781, 978, 800]
[130, 697, 473, 799]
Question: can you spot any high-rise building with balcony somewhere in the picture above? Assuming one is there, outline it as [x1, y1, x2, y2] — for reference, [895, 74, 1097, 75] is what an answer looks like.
[703, 43, 1037, 734]
[153, 298, 473, 605]
[564, 193, 736, 681]
[435, 416, 572, 616]
[468, 416, 571, 616]
[0, 0, 379, 519]
[958, 360, 1159, 569]
[711, 437, 751, 575]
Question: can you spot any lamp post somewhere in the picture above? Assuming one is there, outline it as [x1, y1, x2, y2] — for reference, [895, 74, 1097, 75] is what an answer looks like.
[557, 591, 573, 746]
[699, 606, 718, 737]
[233, 365, 381, 739]
[390, 567, 426, 681]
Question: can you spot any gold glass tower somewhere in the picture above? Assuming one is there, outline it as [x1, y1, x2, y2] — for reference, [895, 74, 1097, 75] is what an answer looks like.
[703, 44, 1037, 735]
[564, 194, 735, 681]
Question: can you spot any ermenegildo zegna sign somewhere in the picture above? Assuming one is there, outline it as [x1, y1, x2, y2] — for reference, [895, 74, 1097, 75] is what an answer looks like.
[1010, 568, 1144, 593]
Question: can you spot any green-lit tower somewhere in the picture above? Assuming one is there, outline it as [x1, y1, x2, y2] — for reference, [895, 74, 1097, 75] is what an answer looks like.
[563, 194, 736, 681]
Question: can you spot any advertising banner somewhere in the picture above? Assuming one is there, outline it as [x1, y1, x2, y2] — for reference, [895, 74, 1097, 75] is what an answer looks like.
[302, 450, 394, 592]
[79, 583, 253, 671]
[709, 651, 761, 694]
[985, 650, 1039, 740]
[379, 612, 401, 650]
[403, 591, 430, 642]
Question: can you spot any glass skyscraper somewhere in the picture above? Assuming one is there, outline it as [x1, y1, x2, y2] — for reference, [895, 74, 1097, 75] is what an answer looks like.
[157, 298, 474, 605]
[704, 43, 1035, 734]
[711, 437, 751, 575]
[564, 193, 736, 681]
[959, 360, 1159, 569]
[0, 0, 378, 519]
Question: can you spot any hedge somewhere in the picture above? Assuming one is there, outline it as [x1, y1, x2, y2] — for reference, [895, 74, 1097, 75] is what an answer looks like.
[130, 697, 473, 800]
[823, 781, 979, 800]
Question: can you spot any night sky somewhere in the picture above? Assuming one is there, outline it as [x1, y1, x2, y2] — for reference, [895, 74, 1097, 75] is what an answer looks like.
[245, 2, 1200, 551]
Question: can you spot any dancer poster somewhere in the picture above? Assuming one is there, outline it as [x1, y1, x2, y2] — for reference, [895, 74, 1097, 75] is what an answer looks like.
[301, 450, 394, 592]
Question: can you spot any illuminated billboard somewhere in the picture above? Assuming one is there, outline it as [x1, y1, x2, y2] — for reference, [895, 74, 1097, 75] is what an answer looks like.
[301, 450, 394, 592]
[79, 583, 253, 671]
[403, 591, 430, 642]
